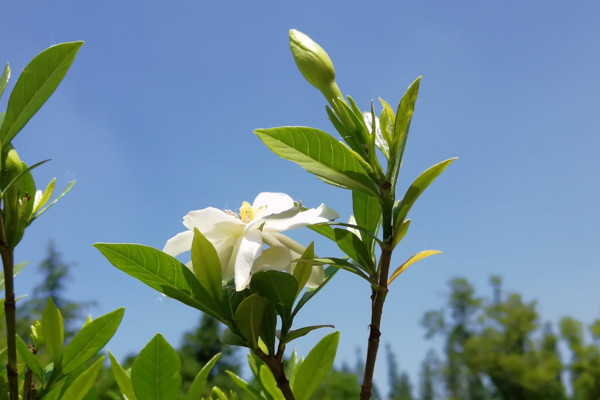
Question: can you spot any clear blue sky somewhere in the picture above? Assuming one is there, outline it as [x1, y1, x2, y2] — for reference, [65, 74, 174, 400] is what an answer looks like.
[1, 1, 599, 395]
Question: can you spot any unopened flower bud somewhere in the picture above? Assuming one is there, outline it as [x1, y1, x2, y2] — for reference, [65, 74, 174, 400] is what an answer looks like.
[289, 29, 336, 93]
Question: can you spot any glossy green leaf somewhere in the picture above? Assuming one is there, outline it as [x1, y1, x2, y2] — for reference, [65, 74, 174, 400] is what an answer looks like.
[308, 223, 336, 241]
[184, 353, 221, 400]
[61, 308, 124, 375]
[16, 335, 44, 383]
[0, 64, 9, 99]
[260, 304, 277, 356]
[389, 77, 421, 185]
[255, 126, 378, 196]
[352, 191, 381, 253]
[394, 158, 457, 227]
[292, 266, 338, 317]
[220, 328, 247, 347]
[259, 365, 284, 400]
[0, 261, 27, 293]
[191, 228, 222, 300]
[132, 334, 181, 400]
[0, 42, 83, 144]
[234, 294, 267, 349]
[333, 228, 374, 273]
[60, 356, 104, 400]
[42, 297, 64, 364]
[108, 351, 137, 400]
[251, 271, 298, 321]
[226, 371, 264, 399]
[388, 250, 442, 286]
[378, 97, 395, 147]
[392, 218, 411, 248]
[312, 257, 370, 281]
[94, 243, 223, 319]
[292, 331, 340, 400]
[282, 325, 335, 345]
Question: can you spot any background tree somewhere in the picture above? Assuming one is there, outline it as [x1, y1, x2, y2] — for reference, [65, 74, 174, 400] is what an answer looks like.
[386, 343, 414, 400]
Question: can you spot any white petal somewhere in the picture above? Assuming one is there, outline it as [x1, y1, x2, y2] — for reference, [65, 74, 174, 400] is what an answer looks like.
[163, 230, 194, 257]
[183, 207, 244, 240]
[234, 230, 263, 291]
[263, 203, 338, 232]
[252, 192, 295, 219]
[212, 237, 238, 281]
[253, 245, 292, 274]
[306, 265, 325, 288]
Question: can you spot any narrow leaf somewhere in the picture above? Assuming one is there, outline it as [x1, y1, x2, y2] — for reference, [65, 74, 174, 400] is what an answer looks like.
[16, 335, 44, 383]
[282, 325, 335, 345]
[42, 297, 64, 364]
[0, 64, 9, 99]
[333, 228, 374, 273]
[308, 223, 336, 241]
[226, 371, 264, 399]
[394, 158, 457, 227]
[191, 228, 222, 300]
[293, 266, 338, 317]
[392, 77, 421, 167]
[255, 127, 378, 196]
[60, 356, 104, 400]
[108, 351, 137, 400]
[32, 180, 75, 220]
[388, 250, 442, 286]
[259, 365, 285, 400]
[131, 334, 181, 400]
[0, 42, 83, 143]
[292, 331, 340, 400]
[312, 257, 370, 281]
[61, 308, 124, 374]
[392, 218, 411, 248]
[184, 353, 221, 400]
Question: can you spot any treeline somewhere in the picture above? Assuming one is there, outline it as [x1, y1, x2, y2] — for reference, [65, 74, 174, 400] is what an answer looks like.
[8, 245, 600, 399]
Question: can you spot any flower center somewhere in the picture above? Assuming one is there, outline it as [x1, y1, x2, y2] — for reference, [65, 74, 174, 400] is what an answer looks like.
[239, 201, 254, 223]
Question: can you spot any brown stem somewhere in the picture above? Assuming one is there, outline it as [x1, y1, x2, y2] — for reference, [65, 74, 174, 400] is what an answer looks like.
[0, 237, 19, 400]
[256, 350, 295, 400]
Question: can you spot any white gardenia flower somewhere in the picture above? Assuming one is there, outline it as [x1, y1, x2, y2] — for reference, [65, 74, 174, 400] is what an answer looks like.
[163, 192, 338, 291]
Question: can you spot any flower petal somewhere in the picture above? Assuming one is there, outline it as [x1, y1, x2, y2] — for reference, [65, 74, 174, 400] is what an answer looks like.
[214, 237, 239, 282]
[163, 230, 194, 257]
[183, 207, 244, 240]
[252, 192, 295, 219]
[234, 230, 263, 291]
[263, 203, 338, 232]
[253, 245, 292, 274]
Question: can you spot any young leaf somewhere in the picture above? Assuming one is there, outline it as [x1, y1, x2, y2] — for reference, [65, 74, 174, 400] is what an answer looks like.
[0, 64, 9, 99]
[292, 331, 340, 400]
[60, 356, 104, 400]
[32, 180, 75, 220]
[226, 371, 264, 399]
[184, 353, 221, 400]
[16, 335, 44, 383]
[131, 334, 181, 400]
[259, 365, 285, 400]
[191, 228, 222, 300]
[255, 126, 379, 197]
[388, 250, 442, 286]
[108, 351, 137, 400]
[394, 158, 457, 227]
[282, 325, 335, 345]
[0, 42, 83, 144]
[94, 243, 223, 319]
[42, 297, 64, 364]
[390, 77, 421, 176]
[352, 191, 381, 253]
[61, 308, 124, 375]
[234, 294, 268, 349]
[333, 228, 374, 274]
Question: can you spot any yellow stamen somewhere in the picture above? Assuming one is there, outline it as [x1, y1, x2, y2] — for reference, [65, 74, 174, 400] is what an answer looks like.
[240, 201, 254, 223]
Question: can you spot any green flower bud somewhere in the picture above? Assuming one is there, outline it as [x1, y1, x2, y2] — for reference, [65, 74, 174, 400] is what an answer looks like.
[1, 148, 34, 248]
[289, 29, 337, 94]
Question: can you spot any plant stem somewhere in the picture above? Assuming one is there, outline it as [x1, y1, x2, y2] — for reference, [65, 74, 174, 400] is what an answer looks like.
[0, 217, 19, 400]
[360, 197, 394, 400]
[256, 350, 296, 400]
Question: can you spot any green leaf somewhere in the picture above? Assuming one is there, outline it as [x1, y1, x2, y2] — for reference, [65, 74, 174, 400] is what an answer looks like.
[389, 77, 421, 187]
[0, 64, 9, 99]
[292, 243, 314, 295]
[184, 353, 221, 400]
[394, 158, 457, 228]
[191, 228, 222, 300]
[352, 191, 381, 253]
[61, 308, 124, 375]
[292, 266, 338, 317]
[108, 351, 137, 400]
[0, 159, 49, 199]
[333, 228, 374, 273]
[282, 325, 335, 345]
[388, 250, 442, 286]
[255, 127, 379, 196]
[16, 335, 44, 383]
[378, 97, 395, 148]
[312, 257, 370, 281]
[0, 42, 83, 144]
[221, 328, 247, 347]
[251, 271, 298, 322]
[308, 223, 336, 241]
[392, 218, 410, 248]
[32, 180, 75, 221]
[131, 334, 181, 400]
[259, 365, 285, 400]
[292, 331, 340, 400]
[0, 261, 27, 293]
[60, 356, 104, 400]
[94, 243, 223, 319]
[259, 304, 277, 356]
[42, 297, 64, 364]
[226, 371, 264, 399]
[42, 381, 65, 400]
[234, 294, 267, 349]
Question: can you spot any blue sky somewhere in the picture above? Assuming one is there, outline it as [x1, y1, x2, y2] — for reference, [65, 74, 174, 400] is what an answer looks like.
[1, 0, 599, 395]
